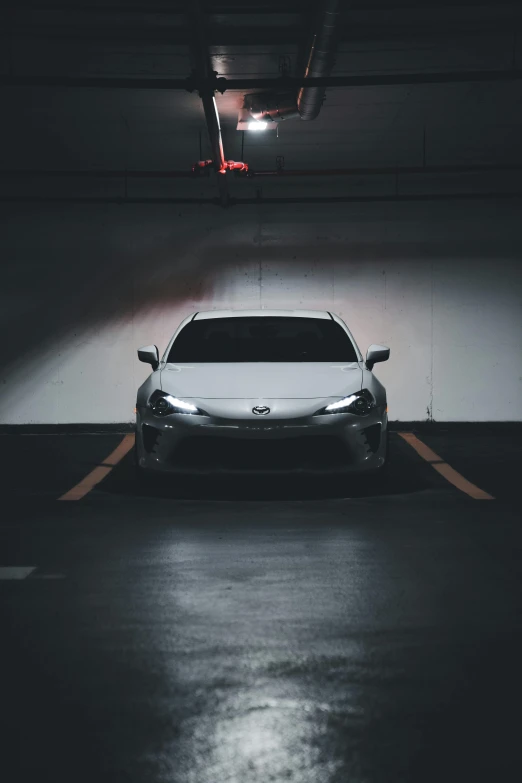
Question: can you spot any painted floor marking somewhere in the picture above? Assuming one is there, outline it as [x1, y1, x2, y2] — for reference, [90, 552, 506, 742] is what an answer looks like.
[0, 566, 36, 580]
[58, 433, 135, 501]
[398, 431, 494, 500]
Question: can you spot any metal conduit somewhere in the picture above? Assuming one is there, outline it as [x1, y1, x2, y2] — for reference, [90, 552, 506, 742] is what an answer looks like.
[1, 163, 521, 179]
[1, 193, 521, 205]
[188, 1, 229, 206]
[1, 70, 521, 90]
[297, 0, 340, 120]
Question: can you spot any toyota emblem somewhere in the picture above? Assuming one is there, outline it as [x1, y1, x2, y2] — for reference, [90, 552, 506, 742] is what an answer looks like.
[252, 406, 270, 415]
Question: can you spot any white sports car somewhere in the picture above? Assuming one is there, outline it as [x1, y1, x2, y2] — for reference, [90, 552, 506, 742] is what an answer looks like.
[135, 309, 389, 474]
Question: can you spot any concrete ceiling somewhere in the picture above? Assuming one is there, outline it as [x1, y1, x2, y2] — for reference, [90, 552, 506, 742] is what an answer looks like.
[1, 1, 521, 198]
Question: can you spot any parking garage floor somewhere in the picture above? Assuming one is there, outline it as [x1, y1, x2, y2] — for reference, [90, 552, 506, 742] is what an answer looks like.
[1, 428, 521, 782]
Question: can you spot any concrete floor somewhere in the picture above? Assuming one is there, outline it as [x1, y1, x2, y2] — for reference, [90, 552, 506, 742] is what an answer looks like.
[0, 430, 521, 782]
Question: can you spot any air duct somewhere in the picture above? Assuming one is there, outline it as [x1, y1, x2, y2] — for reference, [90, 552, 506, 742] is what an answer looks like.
[297, 0, 340, 121]
[240, 0, 340, 127]
[243, 92, 299, 123]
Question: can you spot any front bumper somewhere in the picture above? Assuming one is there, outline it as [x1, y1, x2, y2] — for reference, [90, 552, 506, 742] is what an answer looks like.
[136, 405, 388, 474]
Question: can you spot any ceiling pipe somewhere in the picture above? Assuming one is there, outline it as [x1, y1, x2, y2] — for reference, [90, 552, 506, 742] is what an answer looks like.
[2, 69, 522, 90]
[2, 163, 520, 180]
[0, 197, 220, 204]
[243, 163, 522, 177]
[241, 0, 341, 126]
[297, 0, 340, 120]
[234, 192, 522, 204]
[187, 1, 229, 207]
[243, 92, 299, 123]
[1, 193, 521, 205]
[0, 169, 195, 178]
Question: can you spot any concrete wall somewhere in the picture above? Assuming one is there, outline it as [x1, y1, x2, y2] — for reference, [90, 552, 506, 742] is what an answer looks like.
[0, 200, 521, 423]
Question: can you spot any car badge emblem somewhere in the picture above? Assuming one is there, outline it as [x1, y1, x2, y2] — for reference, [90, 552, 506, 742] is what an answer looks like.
[252, 406, 270, 415]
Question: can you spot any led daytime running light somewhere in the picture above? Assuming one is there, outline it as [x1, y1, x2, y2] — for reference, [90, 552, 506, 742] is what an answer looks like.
[164, 395, 198, 413]
[325, 394, 359, 412]
[150, 391, 200, 416]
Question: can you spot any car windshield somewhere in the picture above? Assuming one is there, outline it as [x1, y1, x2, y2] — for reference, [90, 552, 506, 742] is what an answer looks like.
[167, 317, 358, 363]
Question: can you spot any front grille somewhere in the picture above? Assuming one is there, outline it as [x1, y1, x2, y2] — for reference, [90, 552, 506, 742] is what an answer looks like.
[142, 423, 160, 453]
[170, 436, 351, 470]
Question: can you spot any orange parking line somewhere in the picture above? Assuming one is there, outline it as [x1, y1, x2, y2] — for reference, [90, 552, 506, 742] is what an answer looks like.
[102, 434, 136, 466]
[398, 431, 494, 500]
[59, 434, 135, 501]
[398, 431, 440, 463]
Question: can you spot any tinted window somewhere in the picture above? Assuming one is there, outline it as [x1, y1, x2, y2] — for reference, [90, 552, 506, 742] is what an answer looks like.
[167, 317, 358, 363]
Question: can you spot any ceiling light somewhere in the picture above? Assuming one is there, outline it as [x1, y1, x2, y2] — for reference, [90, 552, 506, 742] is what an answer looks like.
[236, 108, 276, 131]
[247, 121, 268, 131]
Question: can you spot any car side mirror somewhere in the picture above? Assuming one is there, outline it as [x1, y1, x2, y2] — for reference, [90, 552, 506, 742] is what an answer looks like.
[366, 344, 390, 371]
[138, 345, 159, 370]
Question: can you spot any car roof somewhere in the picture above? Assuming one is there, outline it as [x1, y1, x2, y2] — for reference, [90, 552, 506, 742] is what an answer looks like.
[193, 309, 331, 320]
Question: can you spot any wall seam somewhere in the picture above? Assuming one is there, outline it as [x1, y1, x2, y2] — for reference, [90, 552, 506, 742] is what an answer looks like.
[429, 261, 434, 421]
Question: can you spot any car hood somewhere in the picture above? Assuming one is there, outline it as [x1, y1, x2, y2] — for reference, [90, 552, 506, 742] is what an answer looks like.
[160, 362, 363, 399]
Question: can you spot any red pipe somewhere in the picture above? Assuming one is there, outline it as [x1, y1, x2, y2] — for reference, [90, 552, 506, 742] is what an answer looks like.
[192, 160, 249, 174]
[226, 160, 249, 172]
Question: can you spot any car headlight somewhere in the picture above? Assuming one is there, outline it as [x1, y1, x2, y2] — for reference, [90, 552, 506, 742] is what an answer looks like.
[148, 390, 205, 417]
[315, 389, 375, 416]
